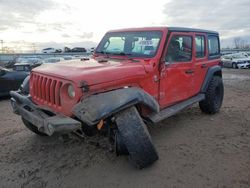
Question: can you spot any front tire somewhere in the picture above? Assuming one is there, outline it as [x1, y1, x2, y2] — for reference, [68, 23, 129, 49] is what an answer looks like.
[115, 106, 158, 169]
[199, 76, 224, 114]
[22, 118, 47, 136]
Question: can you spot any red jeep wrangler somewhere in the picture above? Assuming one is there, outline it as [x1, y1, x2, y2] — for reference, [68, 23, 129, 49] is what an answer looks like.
[10, 27, 224, 168]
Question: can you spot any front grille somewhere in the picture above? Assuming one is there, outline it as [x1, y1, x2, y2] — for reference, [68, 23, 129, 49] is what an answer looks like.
[31, 73, 63, 107]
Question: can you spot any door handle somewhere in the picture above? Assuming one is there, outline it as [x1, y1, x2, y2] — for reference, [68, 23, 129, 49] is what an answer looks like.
[201, 64, 207, 68]
[185, 69, 194, 74]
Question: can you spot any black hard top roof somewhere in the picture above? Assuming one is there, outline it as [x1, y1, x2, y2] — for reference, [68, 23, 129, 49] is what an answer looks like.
[168, 27, 219, 35]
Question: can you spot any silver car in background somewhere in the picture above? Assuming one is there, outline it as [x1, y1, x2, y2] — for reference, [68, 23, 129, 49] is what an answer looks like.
[221, 52, 250, 69]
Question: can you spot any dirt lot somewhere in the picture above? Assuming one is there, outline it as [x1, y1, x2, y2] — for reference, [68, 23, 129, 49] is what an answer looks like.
[0, 69, 249, 188]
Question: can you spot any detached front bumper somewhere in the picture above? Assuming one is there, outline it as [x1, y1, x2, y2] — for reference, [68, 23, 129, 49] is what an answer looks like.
[10, 91, 81, 136]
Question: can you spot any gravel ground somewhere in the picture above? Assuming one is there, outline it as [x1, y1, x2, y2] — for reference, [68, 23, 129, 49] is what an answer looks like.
[0, 68, 249, 188]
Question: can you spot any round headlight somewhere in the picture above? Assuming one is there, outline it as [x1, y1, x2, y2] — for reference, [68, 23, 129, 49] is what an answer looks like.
[68, 84, 75, 98]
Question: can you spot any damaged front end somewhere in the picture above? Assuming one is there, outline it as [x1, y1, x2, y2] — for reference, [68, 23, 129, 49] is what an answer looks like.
[10, 91, 81, 136]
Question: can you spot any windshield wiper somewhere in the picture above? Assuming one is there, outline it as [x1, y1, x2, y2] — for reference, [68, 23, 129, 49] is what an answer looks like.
[96, 51, 139, 62]
[116, 52, 132, 56]
[95, 50, 110, 58]
[113, 52, 139, 62]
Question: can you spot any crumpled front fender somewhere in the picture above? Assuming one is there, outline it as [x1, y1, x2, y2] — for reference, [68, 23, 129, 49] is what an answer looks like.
[72, 87, 159, 126]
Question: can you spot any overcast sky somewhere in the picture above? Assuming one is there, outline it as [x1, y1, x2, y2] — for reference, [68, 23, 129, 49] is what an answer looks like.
[0, 0, 249, 51]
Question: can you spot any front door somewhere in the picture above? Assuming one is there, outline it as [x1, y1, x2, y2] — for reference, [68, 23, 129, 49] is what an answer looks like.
[159, 32, 195, 108]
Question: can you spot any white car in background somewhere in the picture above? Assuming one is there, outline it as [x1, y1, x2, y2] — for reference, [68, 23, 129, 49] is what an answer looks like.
[221, 52, 250, 69]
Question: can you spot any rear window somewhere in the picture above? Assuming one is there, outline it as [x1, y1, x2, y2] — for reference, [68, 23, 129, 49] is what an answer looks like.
[14, 66, 25, 71]
[14, 65, 30, 71]
[208, 36, 220, 57]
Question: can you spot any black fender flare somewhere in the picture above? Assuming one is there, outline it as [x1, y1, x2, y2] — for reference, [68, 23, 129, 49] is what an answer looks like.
[72, 87, 160, 126]
[201, 65, 222, 93]
[20, 75, 30, 94]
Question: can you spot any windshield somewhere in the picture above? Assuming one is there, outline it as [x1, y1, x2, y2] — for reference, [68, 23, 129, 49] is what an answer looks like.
[95, 31, 162, 58]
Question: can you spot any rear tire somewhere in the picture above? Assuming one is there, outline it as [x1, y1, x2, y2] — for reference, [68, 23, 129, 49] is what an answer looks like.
[22, 118, 47, 136]
[199, 76, 224, 114]
[115, 106, 158, 169]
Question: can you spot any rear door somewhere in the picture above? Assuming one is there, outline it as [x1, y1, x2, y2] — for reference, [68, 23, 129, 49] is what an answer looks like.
[193, 34, 221, 95]
[192, 33, 208, 95]
[159, 32, 195, 107]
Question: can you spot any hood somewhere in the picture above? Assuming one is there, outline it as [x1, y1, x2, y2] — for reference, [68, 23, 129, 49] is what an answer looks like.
[32, 58, 147, 87]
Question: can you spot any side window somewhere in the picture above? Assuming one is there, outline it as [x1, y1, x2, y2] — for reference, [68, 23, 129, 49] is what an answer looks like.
[195, 35, 205, 58]
[208, 36, 220, 56]
[166, 35, 193, 63]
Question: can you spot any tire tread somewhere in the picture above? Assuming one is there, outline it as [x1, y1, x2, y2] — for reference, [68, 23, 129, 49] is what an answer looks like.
[115, 106, 158, 169]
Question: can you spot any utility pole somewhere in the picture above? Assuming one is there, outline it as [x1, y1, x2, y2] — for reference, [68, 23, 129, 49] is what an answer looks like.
[0, 40, 3, 53]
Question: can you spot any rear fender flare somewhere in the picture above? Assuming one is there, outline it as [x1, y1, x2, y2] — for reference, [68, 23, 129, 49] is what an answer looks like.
[72, 87, 160, 126]
[201, 65, 222, 93]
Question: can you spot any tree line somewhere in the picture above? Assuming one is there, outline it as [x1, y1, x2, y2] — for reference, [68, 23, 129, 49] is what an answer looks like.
[233, 37, 250, 49]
